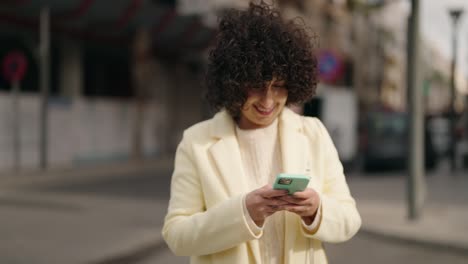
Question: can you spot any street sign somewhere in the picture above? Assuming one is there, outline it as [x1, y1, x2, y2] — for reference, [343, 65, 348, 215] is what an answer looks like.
[2, 50, 28, 172]
[2, 50, 28, 83]
[318, 50, 344, 84]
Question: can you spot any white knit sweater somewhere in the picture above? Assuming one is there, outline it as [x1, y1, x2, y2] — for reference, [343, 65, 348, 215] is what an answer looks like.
[236, 117, 322, 264]
[236, 118, 285, 263]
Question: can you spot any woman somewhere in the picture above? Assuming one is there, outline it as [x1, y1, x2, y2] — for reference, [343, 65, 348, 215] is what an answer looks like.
[162, 2, 361, 263]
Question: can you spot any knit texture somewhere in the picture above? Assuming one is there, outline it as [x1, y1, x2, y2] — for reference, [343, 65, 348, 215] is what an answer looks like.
[236, 118, 285, 264]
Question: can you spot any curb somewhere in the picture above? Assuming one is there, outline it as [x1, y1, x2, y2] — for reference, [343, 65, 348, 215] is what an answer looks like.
[0, 156, 174, 189]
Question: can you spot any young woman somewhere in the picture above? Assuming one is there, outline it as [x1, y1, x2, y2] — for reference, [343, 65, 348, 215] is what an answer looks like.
[162, 2, 361, 263]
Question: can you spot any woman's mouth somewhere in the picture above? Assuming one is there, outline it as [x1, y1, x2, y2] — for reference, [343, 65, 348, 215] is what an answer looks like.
[254, 105, 275, 116]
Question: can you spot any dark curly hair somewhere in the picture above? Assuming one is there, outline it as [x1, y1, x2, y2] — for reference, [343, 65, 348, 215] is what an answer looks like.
[205, 1, 318, 118]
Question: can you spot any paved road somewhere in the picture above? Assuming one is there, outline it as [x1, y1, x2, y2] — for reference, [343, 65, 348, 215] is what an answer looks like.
[21, 166, 468, 264]
[136, 245, 188, 264]
[134, 231, 468, 264]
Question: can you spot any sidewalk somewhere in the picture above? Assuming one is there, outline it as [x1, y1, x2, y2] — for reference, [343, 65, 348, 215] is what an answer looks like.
[358, 198, 468, 253]
[0, 156, 173, 189]
[348, 169, 468, 255]
[1, 160, 467, 263]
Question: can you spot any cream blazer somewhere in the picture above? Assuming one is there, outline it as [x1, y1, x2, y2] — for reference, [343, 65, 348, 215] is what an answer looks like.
[162, 108, 361, 264]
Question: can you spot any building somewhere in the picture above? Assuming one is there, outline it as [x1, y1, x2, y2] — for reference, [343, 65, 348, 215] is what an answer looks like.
[0, 0, 214, 172]
[2, 0, 463, 173]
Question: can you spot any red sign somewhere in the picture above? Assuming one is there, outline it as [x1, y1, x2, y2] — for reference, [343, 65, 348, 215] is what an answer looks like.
[2, 51, 28, 82]
[318, 50, 344, 84]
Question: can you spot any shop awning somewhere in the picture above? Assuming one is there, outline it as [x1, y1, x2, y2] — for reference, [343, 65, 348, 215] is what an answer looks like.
[0, 0, 216, 52]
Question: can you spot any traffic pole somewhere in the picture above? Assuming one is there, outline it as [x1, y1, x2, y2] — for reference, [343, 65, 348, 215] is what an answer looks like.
[12, 80, 21, 172]
[448, 9, 464, 172]
[407, 0, 426, 220]
[3, 51, 28, 173]
[39, 7, 50, 170]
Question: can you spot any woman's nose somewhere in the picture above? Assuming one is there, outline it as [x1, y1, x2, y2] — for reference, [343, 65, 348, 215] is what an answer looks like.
[259, 87, 274, 107]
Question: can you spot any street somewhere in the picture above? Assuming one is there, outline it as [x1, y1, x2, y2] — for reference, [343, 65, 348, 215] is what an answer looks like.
[325, 232, 468, 264]
[135, 231, 468, 264]
[2, 1, 468, 264]
[133, 169, 468, 264]
[5, 163, 468, 264]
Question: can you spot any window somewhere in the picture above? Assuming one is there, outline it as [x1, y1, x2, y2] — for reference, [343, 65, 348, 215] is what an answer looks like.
[83, 45, 132, 98]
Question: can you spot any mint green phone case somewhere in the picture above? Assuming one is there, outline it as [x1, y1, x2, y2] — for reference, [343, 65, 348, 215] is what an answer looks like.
[273, 173, 310, 194]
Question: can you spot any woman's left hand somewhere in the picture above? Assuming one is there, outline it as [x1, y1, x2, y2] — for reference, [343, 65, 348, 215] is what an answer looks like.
[280, 188, 320, 225]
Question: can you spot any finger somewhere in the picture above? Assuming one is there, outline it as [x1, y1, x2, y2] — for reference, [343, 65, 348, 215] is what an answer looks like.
[268, 204, 287, 213]
[262, 189, 289, 198]
[259, 184, 297, 198]
[279, 196, 308, 205]
[284, 205, 315, 216]
[265, 198, 291, 206]
[269, 205, 279, 211]
[291, 189, 313, 199]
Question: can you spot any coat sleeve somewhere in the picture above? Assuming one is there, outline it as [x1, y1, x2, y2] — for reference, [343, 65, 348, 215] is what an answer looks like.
[162, 135, 260, 256]
[300, 118, 362, 243]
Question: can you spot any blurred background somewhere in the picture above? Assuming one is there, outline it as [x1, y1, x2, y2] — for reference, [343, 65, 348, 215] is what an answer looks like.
[0, 0, 467, 263]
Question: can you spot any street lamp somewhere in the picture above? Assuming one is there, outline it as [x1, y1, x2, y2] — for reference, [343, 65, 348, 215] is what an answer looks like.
[407, 0, 425, 221]
[448, 8, 464, 172]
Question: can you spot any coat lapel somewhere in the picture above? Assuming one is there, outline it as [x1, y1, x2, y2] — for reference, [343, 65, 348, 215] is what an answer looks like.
[279, 108, 309, 262]
[208, 111, 249, 196]
[208, 110, 262, 263]
[279, 108, 308, 175]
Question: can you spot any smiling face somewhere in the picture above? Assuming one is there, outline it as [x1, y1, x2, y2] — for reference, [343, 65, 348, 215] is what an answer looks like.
[238, 77, 288, 130]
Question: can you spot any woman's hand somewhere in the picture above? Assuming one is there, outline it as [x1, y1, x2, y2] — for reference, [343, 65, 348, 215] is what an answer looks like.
[245, 184, 289, 226]
[280, 188, 320, 225]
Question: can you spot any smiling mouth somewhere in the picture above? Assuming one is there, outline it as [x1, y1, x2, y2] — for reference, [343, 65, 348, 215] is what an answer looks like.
[254, 105, 275, 116]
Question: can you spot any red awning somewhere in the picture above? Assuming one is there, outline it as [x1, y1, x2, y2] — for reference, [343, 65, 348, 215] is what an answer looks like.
[0, 0, 216, 52]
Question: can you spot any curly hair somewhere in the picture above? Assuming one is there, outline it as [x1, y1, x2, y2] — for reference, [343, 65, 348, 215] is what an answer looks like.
[205, 1, 318, 118]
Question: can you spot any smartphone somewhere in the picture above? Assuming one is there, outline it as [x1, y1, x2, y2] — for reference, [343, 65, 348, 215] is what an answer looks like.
[273, 173, 310, 194]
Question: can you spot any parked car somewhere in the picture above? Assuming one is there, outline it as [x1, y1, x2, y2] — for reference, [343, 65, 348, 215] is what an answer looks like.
[427, 116, 451, 159]
[426, 113, 468, 169]
[359, 111, 437, 172]
[455, 112, 468, 169]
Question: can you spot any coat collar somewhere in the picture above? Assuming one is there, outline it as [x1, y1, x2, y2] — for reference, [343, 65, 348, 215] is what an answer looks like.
[209, 107, 303, 139]
[208, 107, 308, 193]
[209, 110, 236, 140]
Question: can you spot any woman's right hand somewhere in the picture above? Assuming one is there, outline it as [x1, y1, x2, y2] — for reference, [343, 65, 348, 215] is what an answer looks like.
[245, 184, 290, 226]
